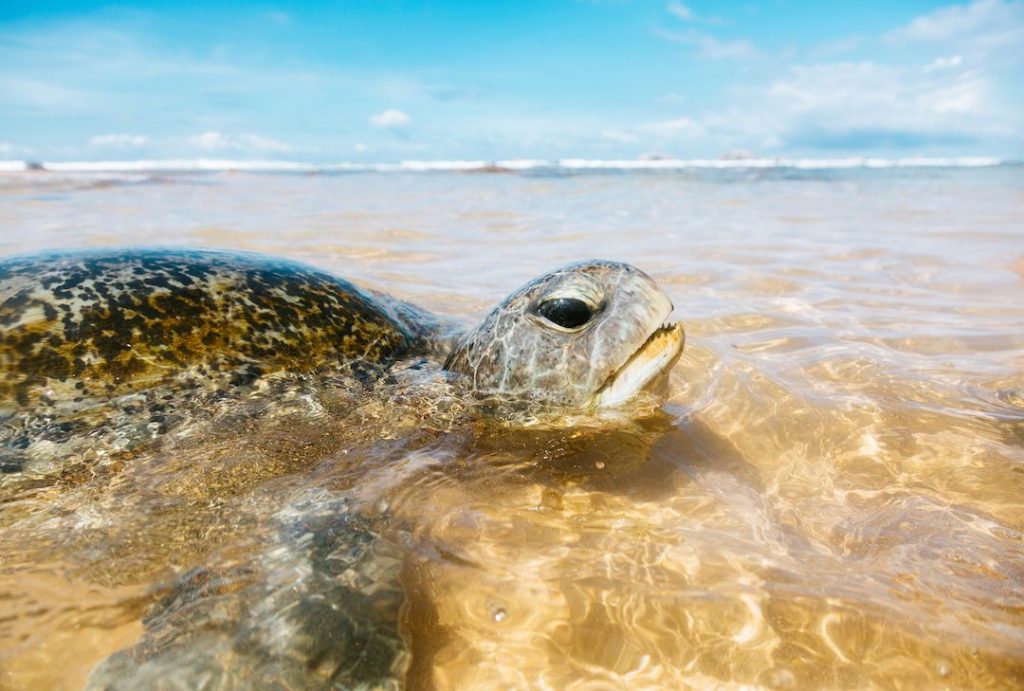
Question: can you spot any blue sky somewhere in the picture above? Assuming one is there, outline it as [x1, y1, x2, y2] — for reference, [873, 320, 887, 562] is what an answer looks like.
[1, 0, 1022, 161]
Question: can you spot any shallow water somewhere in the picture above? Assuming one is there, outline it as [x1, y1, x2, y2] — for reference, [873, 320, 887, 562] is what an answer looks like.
[1, 166, 1023, 689]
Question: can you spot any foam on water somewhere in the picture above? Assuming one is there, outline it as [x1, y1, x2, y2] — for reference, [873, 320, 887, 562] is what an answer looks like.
[559, 155, 1006, 170]
[0, 156, 1010, 174]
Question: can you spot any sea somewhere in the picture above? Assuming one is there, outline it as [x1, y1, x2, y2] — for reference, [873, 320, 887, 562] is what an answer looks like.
[1, 158, 1022, 689]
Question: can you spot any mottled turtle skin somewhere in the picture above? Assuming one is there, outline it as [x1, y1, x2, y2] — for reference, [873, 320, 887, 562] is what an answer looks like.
[444, 259, 680, 407]
[86, 489, 408, 691]
[0, 249, 437, 475]
[0, 248, 421, 410]
[0, 249, 683, 690]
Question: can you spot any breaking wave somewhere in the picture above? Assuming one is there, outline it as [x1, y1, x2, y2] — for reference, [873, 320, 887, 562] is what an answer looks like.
[0, 156, 1010, 174]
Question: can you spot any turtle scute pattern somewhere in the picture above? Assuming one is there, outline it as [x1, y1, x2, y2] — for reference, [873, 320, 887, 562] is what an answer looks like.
[0, 249, 428, 475]
[0, 249, 417, 409]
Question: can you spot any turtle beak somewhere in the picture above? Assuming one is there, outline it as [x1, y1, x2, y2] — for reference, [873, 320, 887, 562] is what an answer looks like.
[595, 320, 684, 408]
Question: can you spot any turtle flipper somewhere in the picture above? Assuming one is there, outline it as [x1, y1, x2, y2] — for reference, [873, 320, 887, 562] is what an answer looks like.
[85, 490, 408, 690]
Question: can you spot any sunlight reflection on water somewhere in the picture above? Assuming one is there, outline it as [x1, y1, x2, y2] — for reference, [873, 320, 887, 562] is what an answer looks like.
[1, 167, 1022, 688]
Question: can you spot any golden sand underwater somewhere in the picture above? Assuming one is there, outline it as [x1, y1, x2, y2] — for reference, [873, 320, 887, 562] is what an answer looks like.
[1, 166, 1022, 689]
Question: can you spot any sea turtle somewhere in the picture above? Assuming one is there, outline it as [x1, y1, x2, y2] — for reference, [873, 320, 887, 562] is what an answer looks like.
[1, 249, 683, 475]
[0, 249, 684, 689]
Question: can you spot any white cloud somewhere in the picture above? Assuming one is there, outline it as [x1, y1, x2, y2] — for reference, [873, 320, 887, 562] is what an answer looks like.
[644, 53, 1016, 155]
[886, 0, 1024, 61]
[601, 129, 640, 144]
[921, 76, 982, 113]
[717, 2, 1023, 151]
[354, 142, 369, 153]
[888, 0, 1022, 42]
[89, 133, 148, 148]
[656, 28, 758, 60]
[664, 0, 730, 26]
[717, 59, 1014, 149]
[596, 117, 702, 148]
[650, 0, 1020, 154]
[640, 116, 704, 137]
[369, 109, 411, 128]
[925, 54, 964, 71]
[0, 76, 95, 109]
[656, 92, 685, 105]
[237, 133, 292, 152]
[810, 35, 863, 58]
[0, 141, 11, 155]
[188, 131, 232, 150]
[666, 1, 695, 21]
[187, 131, 292, 152]
[766, 61, 987, 121]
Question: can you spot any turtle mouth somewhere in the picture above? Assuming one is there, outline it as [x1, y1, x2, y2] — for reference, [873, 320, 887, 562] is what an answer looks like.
[595, 320, 685, 408]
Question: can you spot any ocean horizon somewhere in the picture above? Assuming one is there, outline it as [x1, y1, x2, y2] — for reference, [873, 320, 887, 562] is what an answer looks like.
[0, 155, 1015, 174]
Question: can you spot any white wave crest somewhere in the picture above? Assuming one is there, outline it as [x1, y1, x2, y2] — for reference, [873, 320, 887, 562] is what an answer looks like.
[557, 156, 1004, 170]
[1, 156, 1008, 174]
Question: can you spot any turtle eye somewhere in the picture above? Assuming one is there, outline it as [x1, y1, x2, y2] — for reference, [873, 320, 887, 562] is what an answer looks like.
[535, 297, 593, 330]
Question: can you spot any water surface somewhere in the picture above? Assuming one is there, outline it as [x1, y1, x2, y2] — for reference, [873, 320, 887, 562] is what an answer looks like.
[1, 166, 1023, 689]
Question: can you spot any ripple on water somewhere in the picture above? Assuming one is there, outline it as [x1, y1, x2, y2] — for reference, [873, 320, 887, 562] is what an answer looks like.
[1, 168, 1023, 688]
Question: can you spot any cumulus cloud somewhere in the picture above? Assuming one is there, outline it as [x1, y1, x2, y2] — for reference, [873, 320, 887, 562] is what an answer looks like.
[888, 0, 1022, 43]
[810, 35, 864, 58]
[187, 131, 292, 152]
[707, 59, 1011, 150]
[630, 50, 1016, 155]
[89, 133, 148, 148]
[601, 129, 640, 144]
[925, 54, 964, 71]
[664, 0, 730, 26]
[886, 0, 1024, 61]
[666, 1, 695, 21]
[640, 116, 704, 137]
[188, 131, 231, 150]
[597, 117, 702, 148]
[236, 133, 292, 152]
[767, 61, 986, 122]
[369, 109, 411, 128]
[720, 1, 1022, 151]
[656, 28, 758, 59]
[0, 76, 95, 110]
[647, 0, 1019, 154]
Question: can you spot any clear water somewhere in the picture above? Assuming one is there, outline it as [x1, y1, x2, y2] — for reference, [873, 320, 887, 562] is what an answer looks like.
[1, 166, 1022, 689]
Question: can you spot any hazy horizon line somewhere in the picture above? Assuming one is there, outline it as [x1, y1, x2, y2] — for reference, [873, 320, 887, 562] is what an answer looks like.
[0, 155, 1016, 174]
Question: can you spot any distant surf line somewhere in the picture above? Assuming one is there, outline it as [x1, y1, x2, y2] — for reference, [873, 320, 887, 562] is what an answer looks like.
[0, 156, 1010, 174]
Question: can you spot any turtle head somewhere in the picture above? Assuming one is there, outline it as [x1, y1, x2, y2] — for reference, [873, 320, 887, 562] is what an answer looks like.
[443, 260, 684, 411]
